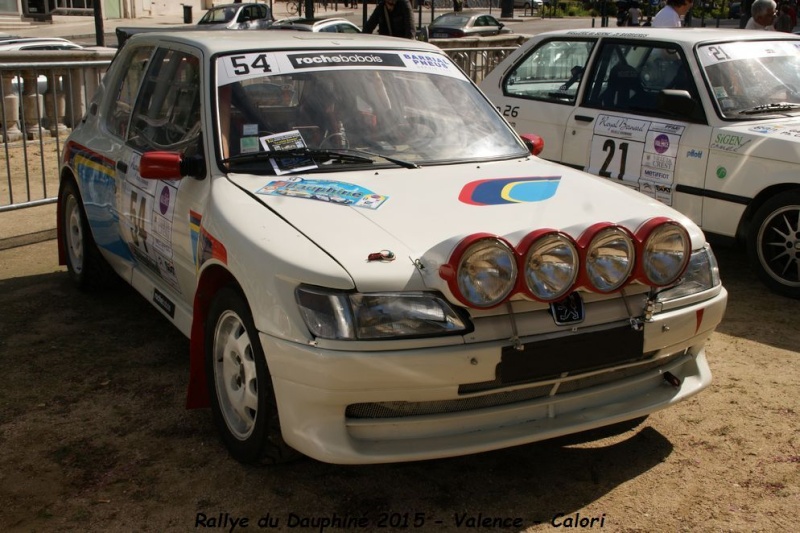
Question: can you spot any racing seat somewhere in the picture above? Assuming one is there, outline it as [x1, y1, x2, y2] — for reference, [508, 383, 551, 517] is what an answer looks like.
[600, 60, 641, 109]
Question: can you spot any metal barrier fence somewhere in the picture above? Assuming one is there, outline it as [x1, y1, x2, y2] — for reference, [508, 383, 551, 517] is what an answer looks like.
[0, 45, 520, 214]
[1, 50, 113, 213]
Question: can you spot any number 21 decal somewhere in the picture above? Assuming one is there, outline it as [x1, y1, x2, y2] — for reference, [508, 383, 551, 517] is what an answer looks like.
[599, 139, 629, 180]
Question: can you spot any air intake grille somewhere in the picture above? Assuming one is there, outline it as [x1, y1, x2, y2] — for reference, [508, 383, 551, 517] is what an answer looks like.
[345, 352, 685, 420]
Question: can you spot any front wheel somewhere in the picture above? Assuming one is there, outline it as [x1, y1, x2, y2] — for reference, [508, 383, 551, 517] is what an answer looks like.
[747, 191, 800, 299]
[59, 178, 115, 289]
[205, 287, 299, 464]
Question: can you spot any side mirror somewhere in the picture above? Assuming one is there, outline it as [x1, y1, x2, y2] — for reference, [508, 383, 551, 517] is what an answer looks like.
[659, 89, 706, 123]
[520, 133, 544, 156]
[140, 151, 205, 180]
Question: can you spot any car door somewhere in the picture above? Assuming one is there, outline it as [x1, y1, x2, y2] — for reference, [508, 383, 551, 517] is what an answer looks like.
[476, 16, 502, 36]
[490, 37, 596, 162]
[567, 39, 712, 221]
[119, 45, 210, 324]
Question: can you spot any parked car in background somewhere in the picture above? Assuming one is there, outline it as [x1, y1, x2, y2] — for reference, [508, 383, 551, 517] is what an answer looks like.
[197, 2, 273, 30]
[0, 36, 82, 51]
[268, 16, 361, 33]
[481, 28, 800, 298]
[513, 0, 544, 10]
[58, 29, 726, 466]
[428, 12, 512, 38]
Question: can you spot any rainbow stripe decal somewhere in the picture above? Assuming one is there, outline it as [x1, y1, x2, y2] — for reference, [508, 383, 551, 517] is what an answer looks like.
[459, 177, 561, 206]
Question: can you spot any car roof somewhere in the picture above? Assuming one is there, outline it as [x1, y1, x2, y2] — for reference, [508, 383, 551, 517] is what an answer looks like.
[208, 2, 260, 7]
[125, 29, 441, 54]
[270, 17, 356, 29]
[0, 36, 82, 50]
[544, 27, 800, 46]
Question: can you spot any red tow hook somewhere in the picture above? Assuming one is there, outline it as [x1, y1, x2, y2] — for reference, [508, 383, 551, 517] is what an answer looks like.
[663, 371, 682, 388]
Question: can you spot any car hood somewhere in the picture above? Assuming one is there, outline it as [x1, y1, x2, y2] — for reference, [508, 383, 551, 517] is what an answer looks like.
[228, 158, 705, 293]
[714, 119, 800, 163]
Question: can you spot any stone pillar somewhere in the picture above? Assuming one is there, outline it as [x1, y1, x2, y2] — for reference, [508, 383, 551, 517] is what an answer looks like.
[1, 76, 23, 142]
[44, 70, 69, 136]
[67, 69, 87, 129]
[21, 70, 49, 140]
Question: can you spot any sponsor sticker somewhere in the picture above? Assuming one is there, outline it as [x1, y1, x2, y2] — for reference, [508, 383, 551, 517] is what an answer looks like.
[257, 178, 388, 209]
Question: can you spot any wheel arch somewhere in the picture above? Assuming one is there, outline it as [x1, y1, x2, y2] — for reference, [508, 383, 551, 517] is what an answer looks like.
[186, 263, 243, 410]
[736, 183, 800, 244]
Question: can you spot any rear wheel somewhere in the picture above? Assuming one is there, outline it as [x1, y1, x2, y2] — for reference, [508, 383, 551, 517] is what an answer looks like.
[206, 287, 299, 464]
[59, 179, 115, 289]
[747, 190, 800, 299]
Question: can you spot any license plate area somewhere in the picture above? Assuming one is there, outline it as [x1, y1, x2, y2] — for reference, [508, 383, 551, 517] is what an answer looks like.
[498, 326, 645, 385]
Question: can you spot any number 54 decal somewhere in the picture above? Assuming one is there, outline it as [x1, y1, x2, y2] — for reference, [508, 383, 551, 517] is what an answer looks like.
[123, 183, 154, 256]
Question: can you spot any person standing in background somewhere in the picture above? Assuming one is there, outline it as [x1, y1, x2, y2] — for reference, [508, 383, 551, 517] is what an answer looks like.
[627, 1, 643, 25]
[774, 3, 794, 31]
[363, 0, 415, 39]
[746, 0, 777, 29]
[740, 0, 755, 27]
[652, 0, 694, 26]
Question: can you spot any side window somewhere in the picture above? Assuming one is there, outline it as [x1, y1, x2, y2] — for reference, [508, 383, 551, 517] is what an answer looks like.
[128, 48, 202, 154]
[503, 39, 594, 105]
[105, 46, 154, 139]
[584, 42, 699, 116]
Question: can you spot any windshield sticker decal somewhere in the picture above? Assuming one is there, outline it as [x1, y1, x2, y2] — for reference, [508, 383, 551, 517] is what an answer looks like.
[257, 177, 388, 209]
[287, 52, 405, 70]
[401, 53, 464, 79]
[219, 50, 462, 87]
[699, 42, 799, 67]
[218, 52, 280, 85]
[259, 130, 318, 175]
[459, 177, 561, 206]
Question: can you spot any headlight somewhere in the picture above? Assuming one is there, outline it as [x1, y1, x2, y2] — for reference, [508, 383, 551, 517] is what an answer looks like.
[521, 231, 579, 301]
[637, 218, 691, 286]
[446, 235, 517, 308]
[296, 287, 471, 340]
[656, 244, 721, 302]
[582, 225, 635, 292]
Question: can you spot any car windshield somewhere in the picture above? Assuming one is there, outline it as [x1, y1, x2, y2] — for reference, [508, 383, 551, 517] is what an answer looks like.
[215, 49, 526, 171]
[199, 7, 237, 24]
[432, 14, 471, 26]
[699, 40, 800, 119]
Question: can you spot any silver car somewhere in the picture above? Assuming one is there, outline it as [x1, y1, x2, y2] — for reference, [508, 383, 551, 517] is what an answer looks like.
[197, 2, 273, 30]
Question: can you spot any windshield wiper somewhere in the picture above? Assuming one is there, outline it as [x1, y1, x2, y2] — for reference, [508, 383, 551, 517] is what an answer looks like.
[221, 148, 374, 167]
[340, 148, 420, 169]
[221, 147, 419, 169]
[738, 102, 800, 115]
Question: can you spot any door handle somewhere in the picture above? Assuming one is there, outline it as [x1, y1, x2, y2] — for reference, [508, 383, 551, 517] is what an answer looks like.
[574, 115, 594, 123]
[116, 160, 128, 173]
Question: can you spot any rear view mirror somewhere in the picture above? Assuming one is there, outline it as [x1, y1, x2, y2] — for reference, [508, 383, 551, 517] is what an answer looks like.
[520, 134, 544, 156]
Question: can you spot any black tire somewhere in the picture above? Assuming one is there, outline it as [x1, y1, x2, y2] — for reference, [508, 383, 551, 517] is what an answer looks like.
[746, 190, 800, 299]
[59, 178, 116, 290]
[205, 286, 300, 464]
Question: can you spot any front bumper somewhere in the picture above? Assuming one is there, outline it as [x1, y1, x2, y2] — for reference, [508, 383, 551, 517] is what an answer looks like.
[262, 288, 727, 464]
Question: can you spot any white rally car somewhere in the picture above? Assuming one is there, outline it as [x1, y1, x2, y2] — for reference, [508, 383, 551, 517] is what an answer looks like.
[481, 28, 800, 299]
[58, 31, 726, 465]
